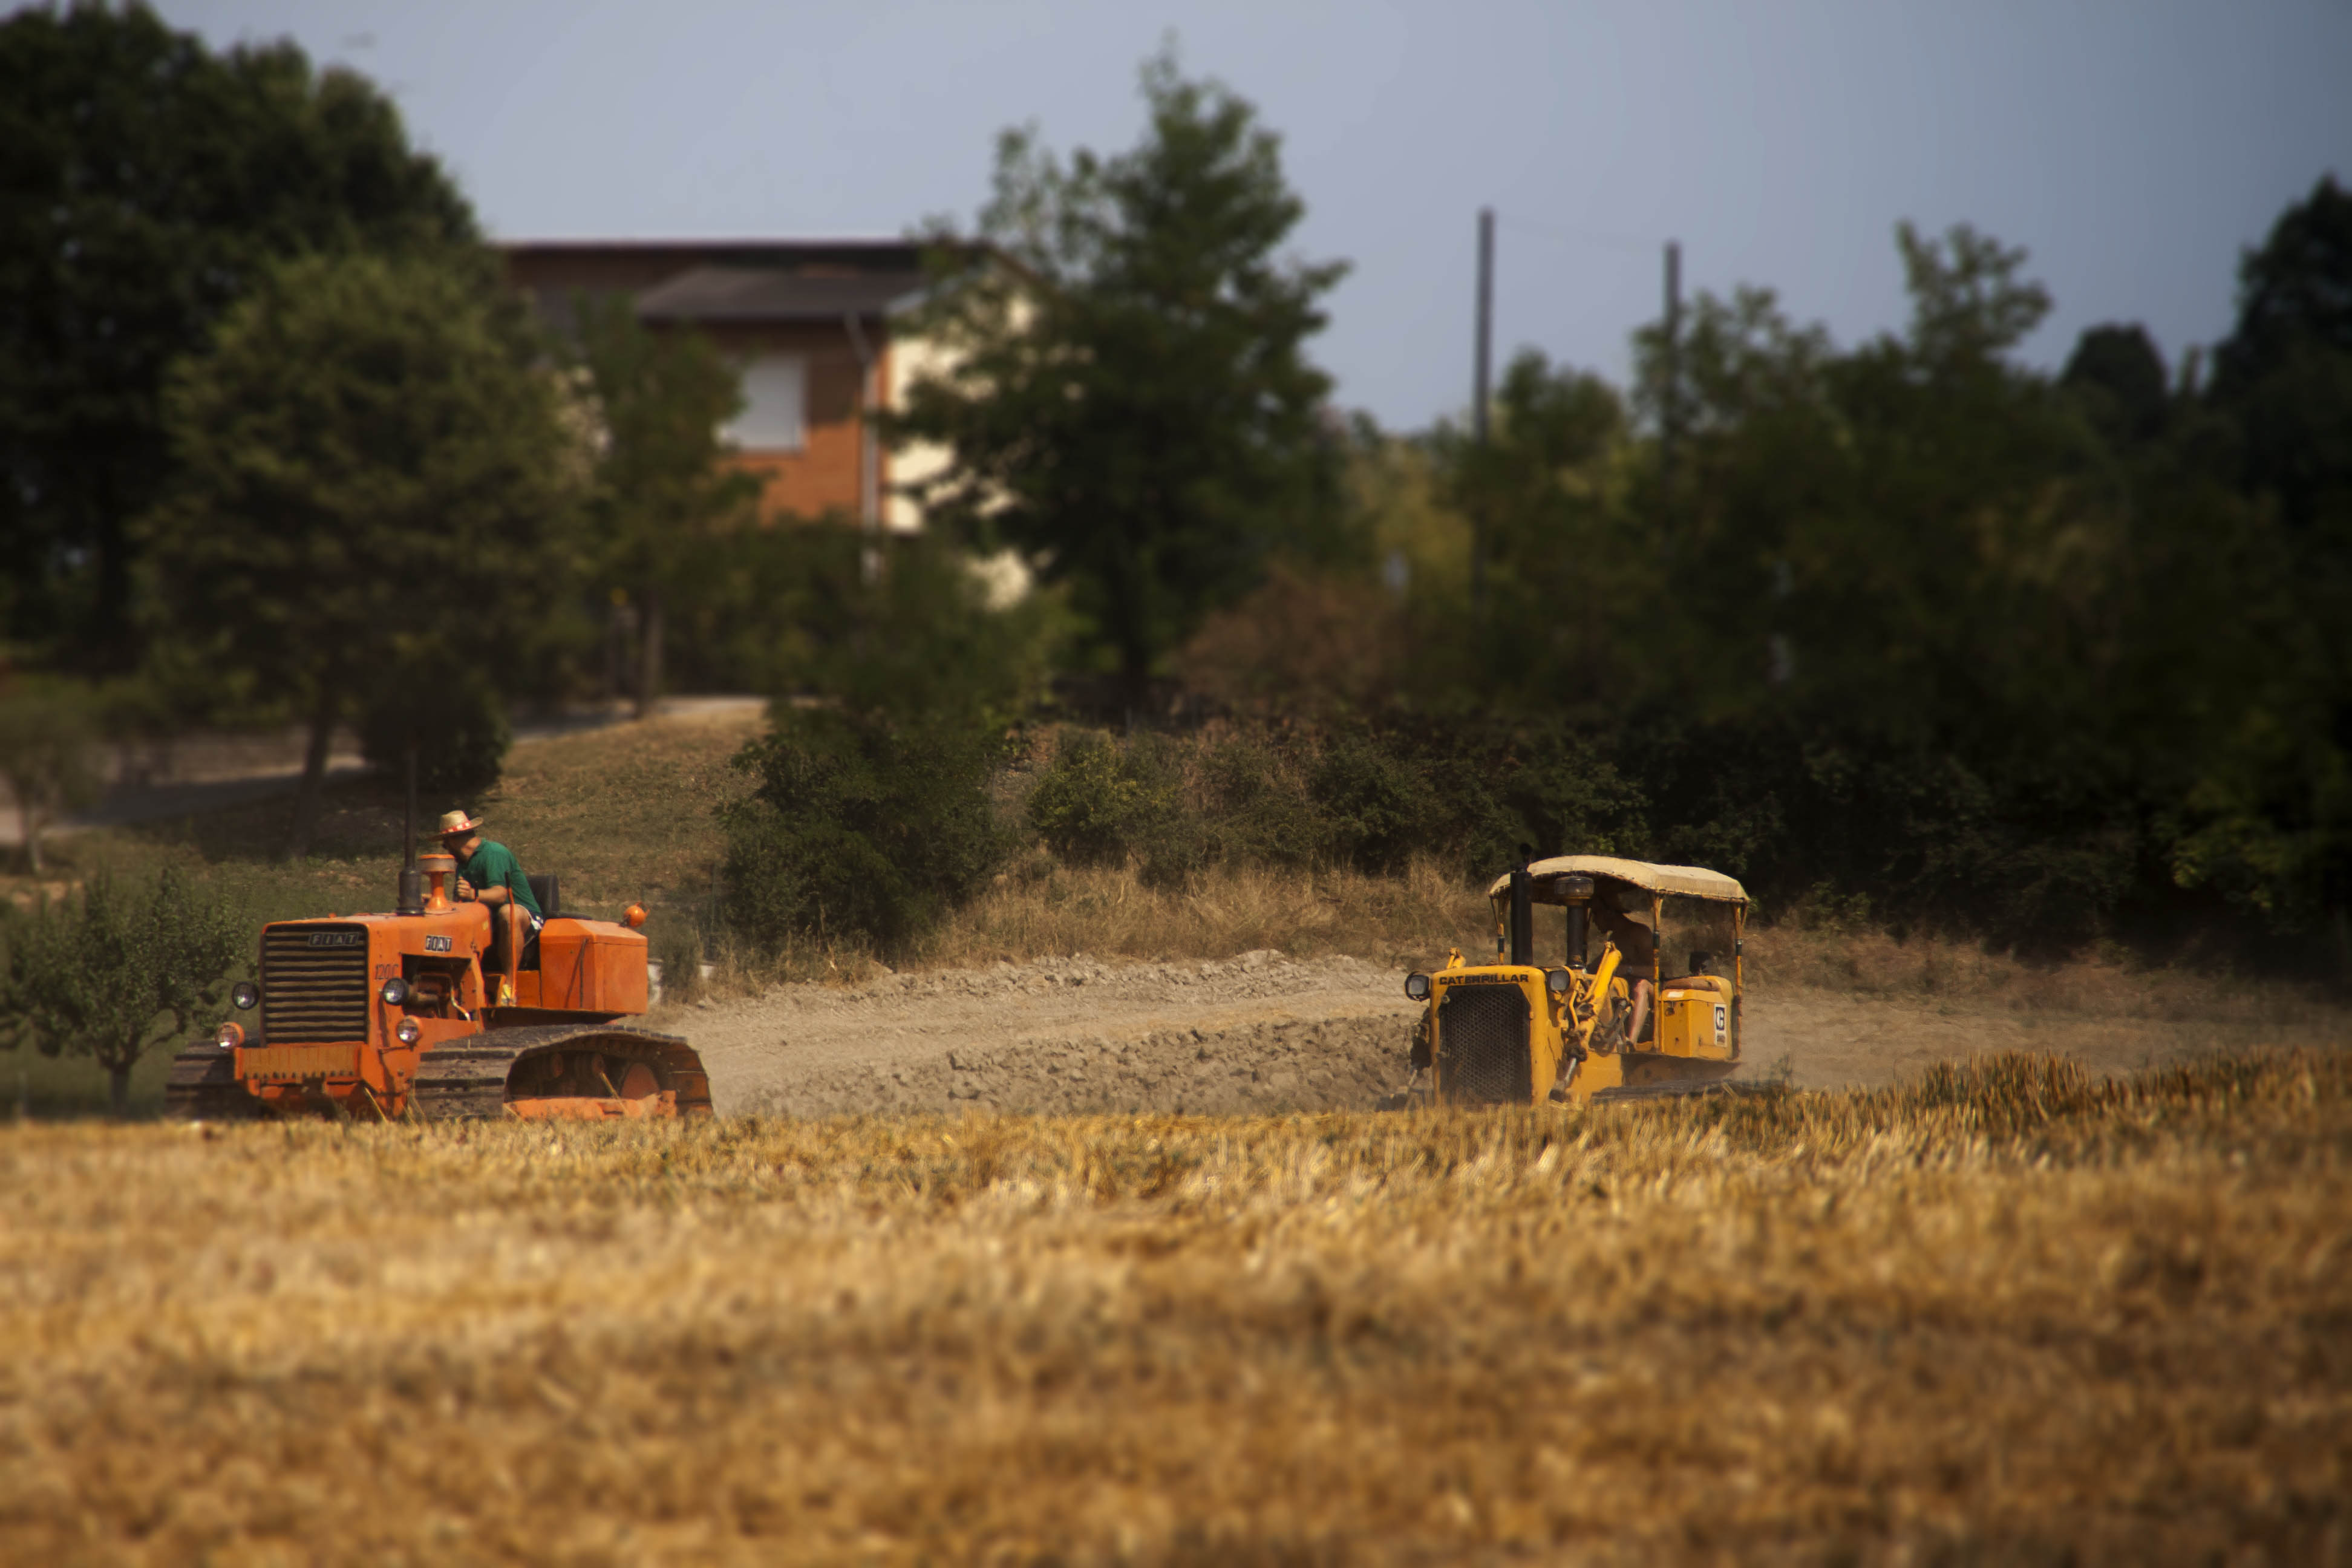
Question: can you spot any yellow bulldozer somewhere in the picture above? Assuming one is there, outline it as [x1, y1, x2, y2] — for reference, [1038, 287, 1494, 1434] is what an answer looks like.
[1391, 855, 1754, 1107]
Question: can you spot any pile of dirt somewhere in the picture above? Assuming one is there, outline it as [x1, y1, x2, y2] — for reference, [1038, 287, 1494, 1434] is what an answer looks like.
[685, 950, 1420, 1117]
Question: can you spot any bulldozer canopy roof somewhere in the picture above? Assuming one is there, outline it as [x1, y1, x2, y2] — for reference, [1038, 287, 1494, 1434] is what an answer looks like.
[1486, 855, 1748, 906]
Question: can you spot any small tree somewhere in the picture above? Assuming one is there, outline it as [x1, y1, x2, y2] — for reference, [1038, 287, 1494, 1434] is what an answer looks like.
[573, 296, 753, 716]
[0, 676, 102, 874]
[2, 866, 241, 1116]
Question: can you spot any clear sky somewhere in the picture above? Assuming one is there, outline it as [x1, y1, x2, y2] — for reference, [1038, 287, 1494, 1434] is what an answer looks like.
[155, 0, 2350, 431]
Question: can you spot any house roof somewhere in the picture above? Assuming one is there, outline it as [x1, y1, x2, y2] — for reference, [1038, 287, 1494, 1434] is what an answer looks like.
[495, 238, 1004, 333]
[500, 237, 946, 269]
[633, 266, 930, 323]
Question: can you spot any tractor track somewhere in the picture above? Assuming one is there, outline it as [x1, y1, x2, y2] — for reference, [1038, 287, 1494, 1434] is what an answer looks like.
[166, 1024, 711, 1122]
[412, 1025, 710, 1119]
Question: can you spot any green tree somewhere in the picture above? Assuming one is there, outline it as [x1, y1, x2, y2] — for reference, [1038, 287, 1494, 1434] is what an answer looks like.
[2, 865, 240, 1115]
[0, 2, 475, 671]
[2184, 175, 2352, 939]
[2210, 175, 2352, 546]
[142, 249, 586, 858]
[1443, 349, 1642, 710]
[572, 297, 754, 716]
[891, 48, 1348, 695]
[2061, 323, 2169, 446]
[0, 675, 103, 874]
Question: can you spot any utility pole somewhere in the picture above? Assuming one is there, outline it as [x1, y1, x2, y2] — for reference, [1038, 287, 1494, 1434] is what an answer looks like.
[1659, 240, 1682, 531]
[1471, 206, 1494, 614]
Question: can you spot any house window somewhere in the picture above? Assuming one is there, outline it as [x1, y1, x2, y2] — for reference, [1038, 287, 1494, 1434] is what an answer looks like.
[724, 354, 807, 451]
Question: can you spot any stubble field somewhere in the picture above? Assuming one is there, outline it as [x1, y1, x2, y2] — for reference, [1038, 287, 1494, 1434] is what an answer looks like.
[4, 1050, 2348, 1565]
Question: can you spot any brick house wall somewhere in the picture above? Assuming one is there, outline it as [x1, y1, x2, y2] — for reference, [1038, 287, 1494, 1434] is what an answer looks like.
[500, 241, 948, 529]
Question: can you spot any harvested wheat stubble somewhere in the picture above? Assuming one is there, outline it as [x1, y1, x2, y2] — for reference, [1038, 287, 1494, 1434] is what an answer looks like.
[1, 1051, 2346, 1566]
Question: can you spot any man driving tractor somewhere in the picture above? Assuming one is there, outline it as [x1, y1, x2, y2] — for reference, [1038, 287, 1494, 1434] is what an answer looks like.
[437, 808, 541, 967]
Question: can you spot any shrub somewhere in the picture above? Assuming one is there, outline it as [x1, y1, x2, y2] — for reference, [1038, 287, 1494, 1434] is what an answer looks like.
[720, 713, 1012, 953]
[1198, 731, 1328, 867]
[1025, 731, 1200, 883]
[1310, 728, 1441, 875]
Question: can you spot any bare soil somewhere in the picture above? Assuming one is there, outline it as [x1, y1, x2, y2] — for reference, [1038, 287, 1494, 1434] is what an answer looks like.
[681, 950, 1419, 1116]
[671, 949, 2337, 1117]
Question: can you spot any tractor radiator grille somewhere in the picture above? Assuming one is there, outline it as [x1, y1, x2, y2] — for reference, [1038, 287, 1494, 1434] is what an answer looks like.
[260, 924, 370, 1044]
[1437, 984, 1531, 1105]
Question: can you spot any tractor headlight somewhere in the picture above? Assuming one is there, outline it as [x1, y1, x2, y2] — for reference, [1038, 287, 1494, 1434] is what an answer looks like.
[1404, 972, 1431, 1001]
[1546, 968, 1572, 995]
[380, 978, 410, 1007]
[396, 1018, 422, 1046]
[231, 981, 259, 1011]
[215, 1022, 245, 1049]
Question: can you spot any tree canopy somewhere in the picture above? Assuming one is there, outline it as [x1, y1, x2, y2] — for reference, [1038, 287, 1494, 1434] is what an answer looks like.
[1255, 207, 2350, 953]
[142, 249, 587, 857]
[890, 50, 1347, 691]
[0, 1, 478, 673]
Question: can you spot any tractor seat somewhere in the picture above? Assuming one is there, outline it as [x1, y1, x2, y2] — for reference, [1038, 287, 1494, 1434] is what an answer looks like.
[528, 874, 560, 918]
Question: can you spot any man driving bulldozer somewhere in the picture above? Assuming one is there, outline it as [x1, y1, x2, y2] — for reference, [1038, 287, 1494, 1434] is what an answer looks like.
[1589, 895, 1658, 1045]
[437, 808, 542, 967]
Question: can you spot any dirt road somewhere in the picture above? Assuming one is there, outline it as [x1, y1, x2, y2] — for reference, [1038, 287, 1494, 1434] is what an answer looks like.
[678, 950, 2307, 1117]
[685, 951, 1417, 1116]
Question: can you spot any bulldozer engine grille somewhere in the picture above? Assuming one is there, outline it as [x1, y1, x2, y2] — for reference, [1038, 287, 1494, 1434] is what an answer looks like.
[1437, 984, 1532, 1105]
[261, 925, 370, 1044]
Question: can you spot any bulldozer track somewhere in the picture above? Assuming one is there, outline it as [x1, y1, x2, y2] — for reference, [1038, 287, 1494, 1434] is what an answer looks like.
[165, 1045, 258, 1121]
[413, 1024, 711, 1120]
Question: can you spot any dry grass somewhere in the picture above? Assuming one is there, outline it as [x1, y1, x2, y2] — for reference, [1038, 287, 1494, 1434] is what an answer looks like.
[483, 709, 758, 918]
[1, 1050, 2345, 1564]
[1742, 923, 2322, 1027]
[920, 855, 1484, 973]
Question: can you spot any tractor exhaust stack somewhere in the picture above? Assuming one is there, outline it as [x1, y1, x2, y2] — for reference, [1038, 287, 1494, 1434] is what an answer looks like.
[396, 745, 424, 916]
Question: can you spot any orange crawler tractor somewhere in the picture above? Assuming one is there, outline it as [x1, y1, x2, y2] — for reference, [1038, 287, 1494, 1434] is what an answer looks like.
[168, 794, 710, 1123]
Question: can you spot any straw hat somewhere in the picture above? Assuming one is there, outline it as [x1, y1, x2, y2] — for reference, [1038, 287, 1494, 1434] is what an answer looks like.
[436, 809, 485, 837]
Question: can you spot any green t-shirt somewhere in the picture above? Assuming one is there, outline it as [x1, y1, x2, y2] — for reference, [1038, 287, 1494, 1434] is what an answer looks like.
[456, 838, 541, 919]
